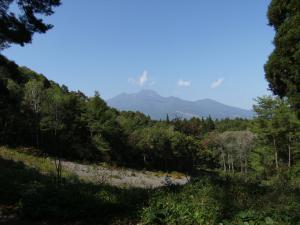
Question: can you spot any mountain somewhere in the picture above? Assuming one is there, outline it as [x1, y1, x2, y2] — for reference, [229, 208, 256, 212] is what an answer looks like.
[107, 89, 254, 120]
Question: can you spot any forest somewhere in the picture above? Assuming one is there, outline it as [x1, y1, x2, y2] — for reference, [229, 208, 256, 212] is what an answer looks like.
[0, 0, 300, 224]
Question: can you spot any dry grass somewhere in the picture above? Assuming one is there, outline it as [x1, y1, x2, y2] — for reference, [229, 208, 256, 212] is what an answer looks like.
[0, 146, 72, 178]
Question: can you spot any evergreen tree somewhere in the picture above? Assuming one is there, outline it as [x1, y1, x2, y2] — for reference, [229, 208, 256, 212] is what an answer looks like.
[0, 0, 61, 49]
[265, 0, 300, 114]
[253, 96, 281, 169]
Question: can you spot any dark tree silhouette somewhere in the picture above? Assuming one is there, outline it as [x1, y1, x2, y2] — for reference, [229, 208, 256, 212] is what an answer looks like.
[265, 0, 300, 114]
[0, 0, 61, 49]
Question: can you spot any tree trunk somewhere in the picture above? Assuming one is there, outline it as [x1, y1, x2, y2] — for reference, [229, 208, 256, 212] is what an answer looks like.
[288, 135, 292, 168]
[231, 155, 235, 174]
[54, 107, 62, 186]
[273, 136, 279, 169]
[227, 154, 231, 172]
[36, 130, 39, 148]
[54, 127, 60, 185]
[35, 112, 40, 148]
[244, 157, 248, 174]
[239, 154, 243, 173]
[221, 151, 226, 172]
[143, 150, 147, 166]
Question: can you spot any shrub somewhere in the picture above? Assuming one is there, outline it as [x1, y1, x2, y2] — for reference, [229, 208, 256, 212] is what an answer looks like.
[141, 179, 222, 225]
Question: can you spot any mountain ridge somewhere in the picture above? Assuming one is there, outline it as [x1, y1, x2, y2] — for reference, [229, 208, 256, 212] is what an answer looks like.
[107, 89, 254, 120]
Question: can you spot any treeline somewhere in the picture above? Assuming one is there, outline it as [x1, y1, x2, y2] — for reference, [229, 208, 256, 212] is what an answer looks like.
[1, 55, 300, 176]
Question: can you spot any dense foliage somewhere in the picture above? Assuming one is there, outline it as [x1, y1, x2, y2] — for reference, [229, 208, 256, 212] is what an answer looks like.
[265, 0, 300, 114]
[142, 174, 300, 225]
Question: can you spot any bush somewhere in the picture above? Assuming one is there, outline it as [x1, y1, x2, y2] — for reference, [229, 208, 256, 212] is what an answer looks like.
[227, 210, 278, 225]
[141, 179, 222, 225]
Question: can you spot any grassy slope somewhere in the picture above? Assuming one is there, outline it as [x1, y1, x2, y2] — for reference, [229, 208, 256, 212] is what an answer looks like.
[0, 146, 150, 224]
[0, 146, 70, 177]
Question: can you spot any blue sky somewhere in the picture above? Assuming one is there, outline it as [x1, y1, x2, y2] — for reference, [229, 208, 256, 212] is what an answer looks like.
[3, 0, 274, 109]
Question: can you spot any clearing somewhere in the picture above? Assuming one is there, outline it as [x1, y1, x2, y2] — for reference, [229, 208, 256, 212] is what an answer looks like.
[0, 147, 189, 188]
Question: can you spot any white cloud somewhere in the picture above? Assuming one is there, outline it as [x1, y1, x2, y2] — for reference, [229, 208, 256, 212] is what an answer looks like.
[139, 70, 148, 86]
[128, 70, 149, 86]
[211, 78, 224, 88]
[178, 79, 191, 87]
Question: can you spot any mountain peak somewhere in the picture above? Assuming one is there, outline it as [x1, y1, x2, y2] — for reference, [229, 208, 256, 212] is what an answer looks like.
[137, 89, 160, 97]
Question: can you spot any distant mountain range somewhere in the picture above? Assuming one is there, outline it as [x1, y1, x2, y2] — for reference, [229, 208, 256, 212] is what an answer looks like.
[107, 90, 254, 120]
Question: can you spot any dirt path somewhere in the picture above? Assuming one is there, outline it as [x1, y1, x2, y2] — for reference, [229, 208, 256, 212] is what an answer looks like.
[61, 160, 189, 188]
